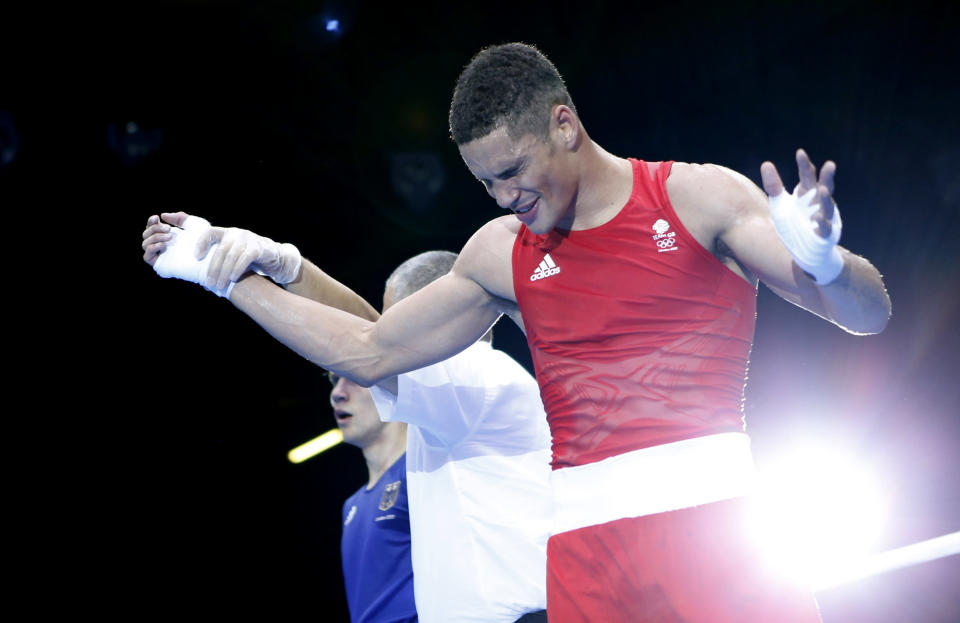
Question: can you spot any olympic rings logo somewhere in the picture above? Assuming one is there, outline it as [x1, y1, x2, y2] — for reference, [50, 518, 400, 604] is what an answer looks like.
[656, 238, 676, 249]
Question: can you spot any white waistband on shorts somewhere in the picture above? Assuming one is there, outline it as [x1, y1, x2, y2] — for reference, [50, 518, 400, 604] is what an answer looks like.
[551, 432, 757, 536]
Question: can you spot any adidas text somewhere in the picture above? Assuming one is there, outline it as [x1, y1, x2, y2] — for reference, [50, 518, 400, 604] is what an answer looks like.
[530, 254, 561, 281]
[530, 267, 561, 281]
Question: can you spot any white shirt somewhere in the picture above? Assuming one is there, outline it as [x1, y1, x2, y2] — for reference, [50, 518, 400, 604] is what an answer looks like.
[370, 341, 552, 623]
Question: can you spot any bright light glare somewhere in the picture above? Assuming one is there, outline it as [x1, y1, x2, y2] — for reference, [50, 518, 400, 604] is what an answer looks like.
[748, 445, 890, 586]
[325, 19, 340, 32]
[288, 428, 343, 464]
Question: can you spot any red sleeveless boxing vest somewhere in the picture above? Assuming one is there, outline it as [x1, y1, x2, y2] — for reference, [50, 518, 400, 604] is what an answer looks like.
[512, 159, 757, 469]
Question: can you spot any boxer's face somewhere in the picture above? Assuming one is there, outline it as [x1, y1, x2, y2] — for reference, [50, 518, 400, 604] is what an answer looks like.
[458, 112, 579, 235]
[328, 373, 385, 448]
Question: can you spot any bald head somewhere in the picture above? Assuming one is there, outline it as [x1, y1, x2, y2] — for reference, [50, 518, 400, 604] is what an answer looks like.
[383, 250, 493, 343]
[384, 250, 458, 308]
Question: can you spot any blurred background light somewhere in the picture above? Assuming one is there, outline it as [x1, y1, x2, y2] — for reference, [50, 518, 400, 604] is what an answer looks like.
[106, 120, 163, 167]
[306, 6, 352, 43]
[288, 428, 343, 464]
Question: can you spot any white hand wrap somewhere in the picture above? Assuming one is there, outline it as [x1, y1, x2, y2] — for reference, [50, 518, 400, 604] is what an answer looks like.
[153, 215, 234, 298]
[218, 227, 302, 285]
[768, 187, 844, 285]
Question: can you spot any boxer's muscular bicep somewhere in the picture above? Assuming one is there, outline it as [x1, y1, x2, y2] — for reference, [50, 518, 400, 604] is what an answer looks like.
[359, 218, 519, 378]
[668, 163, 830, 317]
[708, 166, 833, 318]
[368, 269, 505, 372]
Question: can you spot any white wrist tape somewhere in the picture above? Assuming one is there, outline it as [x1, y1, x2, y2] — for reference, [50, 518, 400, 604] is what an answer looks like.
[768, 187, 844, 285]
[153, 216, 234, 298]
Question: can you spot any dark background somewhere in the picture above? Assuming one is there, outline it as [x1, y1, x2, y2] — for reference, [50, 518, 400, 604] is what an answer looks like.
[4, 0, 957, 619]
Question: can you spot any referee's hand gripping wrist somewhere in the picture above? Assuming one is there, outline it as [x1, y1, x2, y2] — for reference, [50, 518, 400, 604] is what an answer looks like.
[204, 227, 302, 291]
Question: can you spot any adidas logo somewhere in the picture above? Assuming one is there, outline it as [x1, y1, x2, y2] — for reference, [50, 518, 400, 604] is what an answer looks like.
[530, 253, 561, 281]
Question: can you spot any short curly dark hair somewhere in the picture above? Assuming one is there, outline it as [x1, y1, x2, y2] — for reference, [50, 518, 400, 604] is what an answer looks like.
[449, 42, 576, 145]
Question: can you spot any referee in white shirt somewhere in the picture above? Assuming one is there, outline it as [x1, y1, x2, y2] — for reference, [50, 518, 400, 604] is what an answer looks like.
[369, 251, 551, 623]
